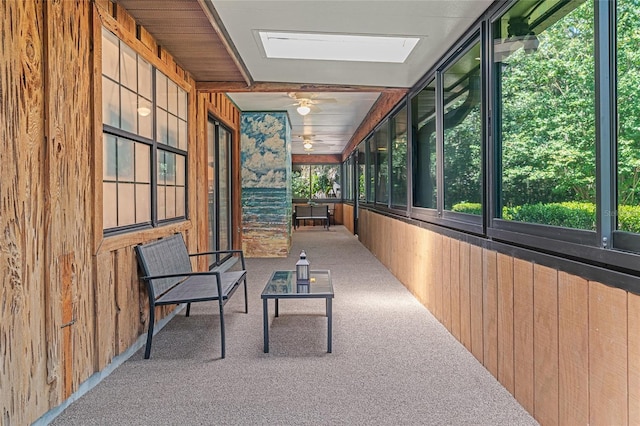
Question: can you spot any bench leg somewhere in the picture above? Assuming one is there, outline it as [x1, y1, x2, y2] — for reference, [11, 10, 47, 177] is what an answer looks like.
[186, 302, 191, 317]
[244, 278, 248, 313]
[218, 299, 226, 359]
[144, 303, 156, 359]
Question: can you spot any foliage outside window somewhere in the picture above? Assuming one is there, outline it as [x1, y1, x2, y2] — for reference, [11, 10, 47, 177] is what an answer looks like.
[391, 106, 408, 207]
[357, 143, 366, 202]
[292, 164, 340, 200]
[102, 27, 187, 231]
[617, 0, 640, 233]
[366, 137, 376, 203]
[375, 122, 390, 204]
[412, 78, 437, 209]
[443, 41, 482, 213]
[343, 156, 354, 201]
[493, 0, 595, 229]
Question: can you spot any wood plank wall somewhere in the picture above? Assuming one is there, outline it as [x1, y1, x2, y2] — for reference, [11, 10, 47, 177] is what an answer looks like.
[359, 209, 640, 426]
[343, 204, 355, 234]
[1, 2, 242, 424]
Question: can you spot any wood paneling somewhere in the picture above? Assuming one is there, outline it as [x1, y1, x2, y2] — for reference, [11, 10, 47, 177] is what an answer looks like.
[459, 242, 472, 351]
[442, 237, 452, 331]
[497, 253, 514, 395]
[1, 3, 48, 424]
[343, 204, 354, 234]
[513, 258, 534, 414]
[450, 240, 461, 341]
[589, 281, 628, 426]
[483, 250, 498, 378]
[533, 264, 559, 426]
[356, 210, 640, 425]
[558, 272, 589, 425]
[469, 244, 483, 363]
[629, 292, 640, 425]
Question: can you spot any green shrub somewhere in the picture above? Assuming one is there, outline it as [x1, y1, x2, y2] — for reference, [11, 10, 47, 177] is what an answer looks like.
[617, 205, 640, 233]
[452, 202, 482, 215]
[507, 202, 596, 230]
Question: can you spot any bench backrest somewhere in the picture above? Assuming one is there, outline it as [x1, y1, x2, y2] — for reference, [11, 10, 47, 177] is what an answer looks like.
[295, 204, 328, 218]
[135, 233, 193, 298]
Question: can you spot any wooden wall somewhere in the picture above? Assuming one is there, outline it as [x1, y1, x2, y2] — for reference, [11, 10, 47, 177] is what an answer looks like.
[0, 2, 242, 424]
[343, 204, 355, 234]
[359, 209, 640, 426]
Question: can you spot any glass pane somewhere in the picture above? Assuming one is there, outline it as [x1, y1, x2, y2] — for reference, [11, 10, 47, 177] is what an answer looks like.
[116, 138, 134, 181]
[103, 134, 117, 180]
[156, 71, 167, 109]
[103, 182, 118, 229]
[168, 114, 179, 147]
[156, 108, 168, 145]
[102, 77, 120, 128]
[178, 119, 188, 151]
[157, 150, 166, 184]
[165, 186, 176, 218]
[617, 1, 640, 233]
[178, 89, 188, 120]
[292, 165, 311, 199]
[157, 185, 166, 220]
[120, 87, 137, 134]
[412, 78, 437, 209]
[375, 124, 389, 204]
[443, 41, 482, 213]
[137, 95, 152, 138]
[135, 183, 151, 223]
[138, 57, 152, 99]
[135, 143, 150, 183]
[219, 133, 230, 250]
[207, 120, 216, 258]
[117, 183, 136, 226]
[391, 106, 408, 207]
[367, 138, 376, 202]
[357, 144, 366, 202]
[176, 186, 185, 218]
[102, 29, 119, 81]
[163, 152, 176, 185]
[176, 155, 185, 186]
[494, 0, 595, 229]
[120, 43, 137, 90]
[167, 80, 178, 115]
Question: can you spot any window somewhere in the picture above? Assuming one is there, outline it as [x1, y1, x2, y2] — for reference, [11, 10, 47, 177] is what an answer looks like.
[443, 40, 482, 214]
[375, 122, 390, 204]
[101, 28, 188, 232]
[292, 164, 341, 200]
[390, 107, 408, 208]
[616, 0, 640, 238]
[342, 156, 354, 201]
[357, 142, 366, 202]
[207, 119, 233, 266]
[412, 78, 437, 209]
[366, 137, 376, 203]
[493, 0, 595, 229]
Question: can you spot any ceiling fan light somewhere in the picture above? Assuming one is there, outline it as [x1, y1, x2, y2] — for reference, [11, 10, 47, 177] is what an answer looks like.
[297, 105, 311, 116]
[303, 141, 313, 150]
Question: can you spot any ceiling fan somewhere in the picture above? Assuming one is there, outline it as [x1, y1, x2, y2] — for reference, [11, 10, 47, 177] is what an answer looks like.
[287, 92, 337, 115]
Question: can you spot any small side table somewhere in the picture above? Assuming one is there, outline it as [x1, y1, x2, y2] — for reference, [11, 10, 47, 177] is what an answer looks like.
[261, 270, 334, 353]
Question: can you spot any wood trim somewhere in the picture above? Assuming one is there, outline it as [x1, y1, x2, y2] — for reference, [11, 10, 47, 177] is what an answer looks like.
[292, 154, 341, 164]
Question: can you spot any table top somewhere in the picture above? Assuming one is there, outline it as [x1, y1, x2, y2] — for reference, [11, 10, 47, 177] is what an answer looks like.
[261, 270, 333, 299]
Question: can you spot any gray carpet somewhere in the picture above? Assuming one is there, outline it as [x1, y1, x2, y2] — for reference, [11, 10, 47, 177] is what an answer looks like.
[51, 226, 538, 426]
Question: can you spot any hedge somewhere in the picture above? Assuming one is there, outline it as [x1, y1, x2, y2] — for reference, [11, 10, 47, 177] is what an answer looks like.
[451, 201, 640, 233]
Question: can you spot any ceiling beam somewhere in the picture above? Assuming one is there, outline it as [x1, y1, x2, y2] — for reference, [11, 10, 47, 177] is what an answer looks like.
[196, 81, 408, 93]
[341, 89, 408, 161]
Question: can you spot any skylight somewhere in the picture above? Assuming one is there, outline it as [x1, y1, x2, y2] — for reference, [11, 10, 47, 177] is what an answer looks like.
[258, 31, 419, 63]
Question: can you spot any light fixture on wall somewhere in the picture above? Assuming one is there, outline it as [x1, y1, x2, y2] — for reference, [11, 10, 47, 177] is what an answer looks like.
[297, 100, 311, 116]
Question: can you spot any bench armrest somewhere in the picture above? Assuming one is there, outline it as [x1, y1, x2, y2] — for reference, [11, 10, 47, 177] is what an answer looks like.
[188, 249, 246, 269]
[140, 270, 222, 281]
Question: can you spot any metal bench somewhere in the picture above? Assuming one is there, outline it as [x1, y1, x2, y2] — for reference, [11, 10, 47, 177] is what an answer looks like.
[294, 204, 330, 229]
[135, 233, 248, 359]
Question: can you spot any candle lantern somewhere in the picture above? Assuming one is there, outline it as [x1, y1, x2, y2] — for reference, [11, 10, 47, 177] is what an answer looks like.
[296, 250, 310, 285]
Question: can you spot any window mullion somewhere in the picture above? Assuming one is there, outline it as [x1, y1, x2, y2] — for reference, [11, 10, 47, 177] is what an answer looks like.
[595, 0, 616, 248]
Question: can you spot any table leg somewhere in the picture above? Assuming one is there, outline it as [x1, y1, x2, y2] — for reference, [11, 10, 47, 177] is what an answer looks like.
[327, 297, 332, 353]
[263, 298, 269, 353]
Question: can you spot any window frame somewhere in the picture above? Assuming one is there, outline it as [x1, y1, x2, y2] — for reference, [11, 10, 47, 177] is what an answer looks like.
[100, 26, 189, 236]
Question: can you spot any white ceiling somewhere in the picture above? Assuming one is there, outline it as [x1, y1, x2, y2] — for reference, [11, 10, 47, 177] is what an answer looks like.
[210, 0, 492, 155]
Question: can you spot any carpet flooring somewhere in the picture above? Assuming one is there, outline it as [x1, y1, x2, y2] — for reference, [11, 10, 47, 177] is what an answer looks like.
[50, 226, 538, 425]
